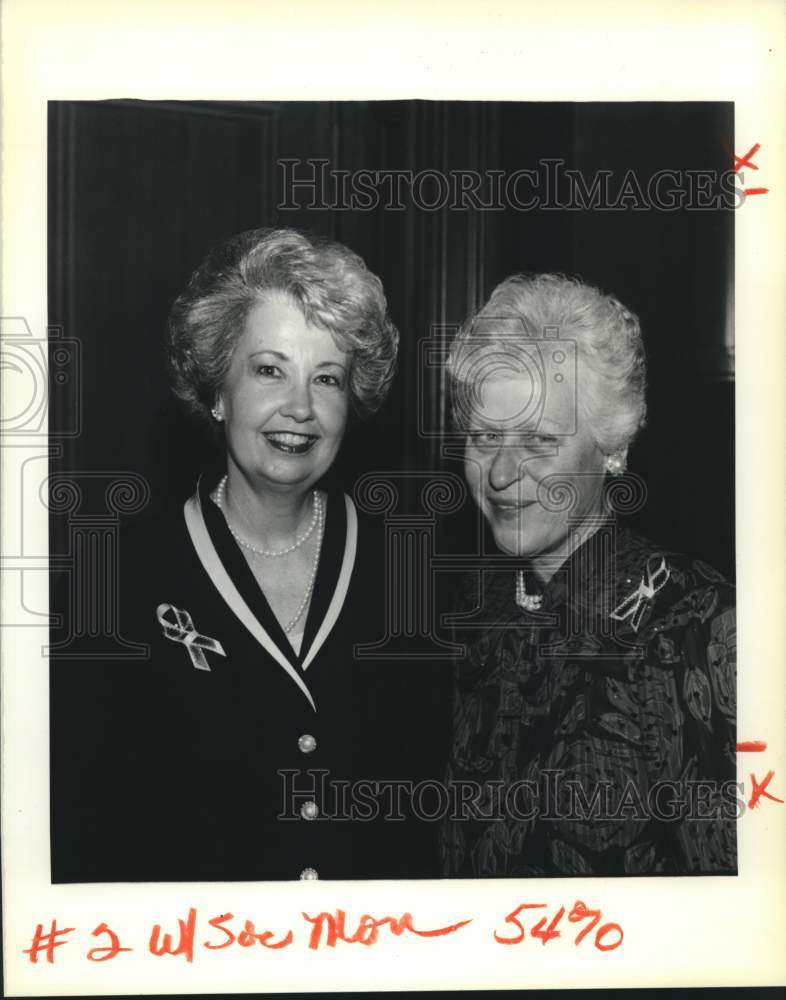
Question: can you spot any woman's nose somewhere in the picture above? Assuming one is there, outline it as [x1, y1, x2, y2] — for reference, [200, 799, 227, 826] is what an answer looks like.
[280, 380, 314, 421]
[488, 445, 526, 492]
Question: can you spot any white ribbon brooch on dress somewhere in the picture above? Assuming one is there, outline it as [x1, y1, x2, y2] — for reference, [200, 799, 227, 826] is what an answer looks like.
[156, 603, 226, 671]
[609, 555, 670, 632]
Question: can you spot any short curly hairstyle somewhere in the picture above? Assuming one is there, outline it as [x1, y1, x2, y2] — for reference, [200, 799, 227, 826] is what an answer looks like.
[167, 228, 400, 427]
[447, 273, 647, 454]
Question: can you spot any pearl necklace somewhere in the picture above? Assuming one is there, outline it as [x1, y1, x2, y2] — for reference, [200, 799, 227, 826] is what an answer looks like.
[212, 475, 325, 634]
[212, 475, 320, 556]
[515, 570, 543, 612]
[281, 502, 324, 633]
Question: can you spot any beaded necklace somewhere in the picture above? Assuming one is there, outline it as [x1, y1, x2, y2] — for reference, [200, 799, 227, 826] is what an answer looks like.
[212, 475, 325, 634]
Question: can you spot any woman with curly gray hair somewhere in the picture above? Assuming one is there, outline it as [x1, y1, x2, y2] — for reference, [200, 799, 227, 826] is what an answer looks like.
[441, 273, 737, 878]
[50, 228, 441, 884]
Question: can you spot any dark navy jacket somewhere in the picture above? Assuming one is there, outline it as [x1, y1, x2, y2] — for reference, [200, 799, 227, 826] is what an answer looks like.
[50, 474, 450, 882]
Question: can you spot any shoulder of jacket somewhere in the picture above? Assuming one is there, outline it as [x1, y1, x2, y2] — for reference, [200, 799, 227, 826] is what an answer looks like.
[616, 525, 733, 592]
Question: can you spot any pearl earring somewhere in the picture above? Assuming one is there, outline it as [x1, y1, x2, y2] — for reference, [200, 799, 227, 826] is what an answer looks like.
[211, 407, 223, 421]
[605, 453, 626, 476]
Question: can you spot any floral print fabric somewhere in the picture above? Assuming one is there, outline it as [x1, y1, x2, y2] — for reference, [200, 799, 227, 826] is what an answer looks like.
[441, 523, 737, 876]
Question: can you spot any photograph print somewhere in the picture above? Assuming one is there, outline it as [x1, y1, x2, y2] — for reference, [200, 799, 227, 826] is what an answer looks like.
[47, 99, 737, 883]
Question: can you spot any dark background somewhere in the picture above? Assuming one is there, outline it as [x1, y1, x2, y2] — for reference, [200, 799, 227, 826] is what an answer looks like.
[48, 100, 735, 579]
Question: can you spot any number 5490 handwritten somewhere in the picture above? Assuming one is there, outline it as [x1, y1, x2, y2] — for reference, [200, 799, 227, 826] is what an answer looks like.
[494, 901, 623, 951]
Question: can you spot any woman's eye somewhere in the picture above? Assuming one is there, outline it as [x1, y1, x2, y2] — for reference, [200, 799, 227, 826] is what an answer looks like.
[523, 434, 557, 448]
[255, 364, 280, 378]
[469, 431, 501, 446]
[467, 431, 557, 450]
[314, 372, 343, 388]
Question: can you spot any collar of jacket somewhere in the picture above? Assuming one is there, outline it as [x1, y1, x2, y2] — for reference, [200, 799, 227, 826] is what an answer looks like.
[182, 472, 358, 711]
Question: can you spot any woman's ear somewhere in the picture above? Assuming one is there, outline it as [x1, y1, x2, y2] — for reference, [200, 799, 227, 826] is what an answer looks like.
[604, 449, 628, 476]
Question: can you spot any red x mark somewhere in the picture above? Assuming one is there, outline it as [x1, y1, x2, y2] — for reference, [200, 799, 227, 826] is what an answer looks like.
[729, 142, 761, 173]
[748, 771, 784, 810]
[723, 141, 769, 196]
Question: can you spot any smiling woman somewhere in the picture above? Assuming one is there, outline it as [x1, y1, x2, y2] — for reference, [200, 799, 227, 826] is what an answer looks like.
[219, 295, 350, 487]
[206, 293, 353, 645]
[163, 229, 397, 655]
[50, 229, 443, 882]
[463, 370, 608, 574]
[441, 274, 737, 877]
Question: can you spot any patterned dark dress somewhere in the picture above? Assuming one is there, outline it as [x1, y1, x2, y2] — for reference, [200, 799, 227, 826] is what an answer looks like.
[440, 521, 737, 877]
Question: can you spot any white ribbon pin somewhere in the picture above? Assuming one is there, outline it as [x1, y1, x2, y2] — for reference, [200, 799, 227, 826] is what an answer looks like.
[609, 556, 670, 632]
[156, 603, 226, 671]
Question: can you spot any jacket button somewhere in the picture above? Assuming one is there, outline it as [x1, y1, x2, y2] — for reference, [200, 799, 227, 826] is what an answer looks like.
[300, 867, 319, 880]
[298, 734, 317, 753]
[300, 800, 319, 821]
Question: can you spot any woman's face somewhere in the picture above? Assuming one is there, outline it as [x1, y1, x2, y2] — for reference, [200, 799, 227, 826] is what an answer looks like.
[464, 370, 606, 564]
[217, 293, 350, 495]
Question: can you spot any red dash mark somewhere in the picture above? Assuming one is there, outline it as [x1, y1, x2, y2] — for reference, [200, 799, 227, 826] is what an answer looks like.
[742, 187, 769, 196]
[737, 741, 767, 752]
[748, 771, 784, 810]
[402, 915, 473, 938]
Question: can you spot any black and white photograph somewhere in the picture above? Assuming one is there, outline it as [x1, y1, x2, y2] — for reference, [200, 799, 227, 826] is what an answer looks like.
[47, 99, 737, 882]
[2, 3, 784, 996]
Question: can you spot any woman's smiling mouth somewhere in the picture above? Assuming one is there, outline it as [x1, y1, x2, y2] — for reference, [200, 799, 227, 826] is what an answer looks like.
[263, 430, 319, 454]
[488, 499, 536, 512]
